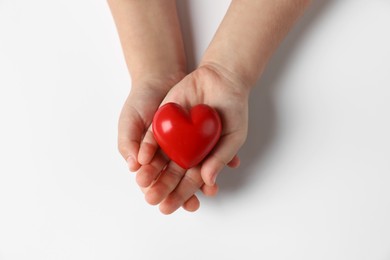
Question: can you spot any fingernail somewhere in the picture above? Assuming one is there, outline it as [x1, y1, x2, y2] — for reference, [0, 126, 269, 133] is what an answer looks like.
[210, 173, 218, 186]
[127, 156, 136, 171]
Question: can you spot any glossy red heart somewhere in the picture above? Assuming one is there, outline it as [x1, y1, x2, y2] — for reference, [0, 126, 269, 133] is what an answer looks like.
[152, 103, 222, 169]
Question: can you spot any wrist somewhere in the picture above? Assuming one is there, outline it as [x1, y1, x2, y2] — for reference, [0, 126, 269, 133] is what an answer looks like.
[200, 41, 267, 88]
[131, 70, 186, 92]
[198, 60, 254, 94]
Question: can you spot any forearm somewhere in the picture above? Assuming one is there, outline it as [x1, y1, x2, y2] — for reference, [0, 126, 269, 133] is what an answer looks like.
[107, 0, 186, 84]
[201, 0, 311, 88]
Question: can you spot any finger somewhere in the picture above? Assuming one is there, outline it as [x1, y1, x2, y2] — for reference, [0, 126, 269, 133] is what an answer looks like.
[201, 183, 219, 197]
[118, 102, 144, 172]
[159, 166, 203, 215]
[201, 134, 245, 186]
[136, 150, 168, 188]
[227, 155, 241, 168]
[138, 127, 159, 165]
[182, 195, 200, 212]
[144, 162, 186, 206]
[142, 186, 200, 213]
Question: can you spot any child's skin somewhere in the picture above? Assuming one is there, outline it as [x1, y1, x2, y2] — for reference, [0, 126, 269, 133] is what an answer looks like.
[108, 0, 311, 214]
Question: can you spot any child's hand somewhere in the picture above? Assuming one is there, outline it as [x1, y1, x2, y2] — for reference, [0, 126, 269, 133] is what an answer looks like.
[118, 74, 214, 212]
[117, 75, 182, 172]
[136, 64, 249, 214]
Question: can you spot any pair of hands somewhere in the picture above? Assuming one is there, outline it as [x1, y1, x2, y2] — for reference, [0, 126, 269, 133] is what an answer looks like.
[118, 63, 249, 214]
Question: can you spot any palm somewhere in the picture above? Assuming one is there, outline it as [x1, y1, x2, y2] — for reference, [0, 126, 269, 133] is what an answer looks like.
[118, 76, 206, 212]
[163, 66, 249, 153]
[137, 65, 250, 214]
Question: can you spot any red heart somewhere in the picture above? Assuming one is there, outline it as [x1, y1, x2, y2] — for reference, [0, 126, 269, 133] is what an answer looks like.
[152, 103, 222, 169]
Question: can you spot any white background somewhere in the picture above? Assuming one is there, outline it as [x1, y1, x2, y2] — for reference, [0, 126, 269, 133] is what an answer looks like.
[1, 0, 390, 259]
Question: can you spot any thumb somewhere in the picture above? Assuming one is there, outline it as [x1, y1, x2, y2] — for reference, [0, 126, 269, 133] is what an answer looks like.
[201, 134, 245, 186]
[118, 105, 144, 172]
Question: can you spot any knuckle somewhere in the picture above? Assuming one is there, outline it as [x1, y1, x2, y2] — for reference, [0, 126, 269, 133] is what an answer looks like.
[182, 172, 203, 188]
[165, 164, 185, 179]
[210, 153, 228, 167]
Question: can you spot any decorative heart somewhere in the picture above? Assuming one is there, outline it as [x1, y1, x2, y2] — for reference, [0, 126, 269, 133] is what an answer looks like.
[152, 103, 222, 169]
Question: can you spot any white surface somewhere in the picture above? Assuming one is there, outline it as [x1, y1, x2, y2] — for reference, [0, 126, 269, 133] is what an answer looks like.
[1, 0, 390, 259]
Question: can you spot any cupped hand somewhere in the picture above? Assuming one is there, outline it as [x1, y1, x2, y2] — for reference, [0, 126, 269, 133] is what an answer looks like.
[137, 64, 250, 214]
[117, 75, 180, 171]
[118, 73, 208, 212]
